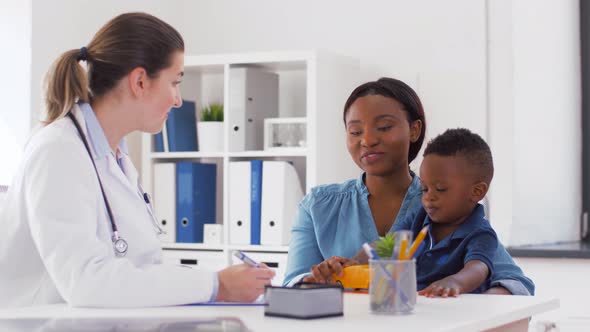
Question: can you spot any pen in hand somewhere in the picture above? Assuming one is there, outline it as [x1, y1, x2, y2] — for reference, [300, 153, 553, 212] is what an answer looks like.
[233, 250, 261, 268]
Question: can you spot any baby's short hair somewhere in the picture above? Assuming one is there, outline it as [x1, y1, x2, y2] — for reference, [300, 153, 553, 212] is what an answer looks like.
[424, 128, 494, 184]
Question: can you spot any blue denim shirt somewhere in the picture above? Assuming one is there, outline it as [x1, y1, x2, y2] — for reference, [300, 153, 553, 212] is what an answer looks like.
[398, 204, 497, 293]
[284, 172, 422, 285]
[284, 173, 535, 295]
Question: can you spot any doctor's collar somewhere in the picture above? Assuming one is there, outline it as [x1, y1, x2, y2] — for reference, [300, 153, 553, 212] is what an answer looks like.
[78, 103, 129, 160]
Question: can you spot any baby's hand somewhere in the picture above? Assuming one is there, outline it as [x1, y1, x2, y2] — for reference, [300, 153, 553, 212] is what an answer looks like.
[418, 276, 463, 298]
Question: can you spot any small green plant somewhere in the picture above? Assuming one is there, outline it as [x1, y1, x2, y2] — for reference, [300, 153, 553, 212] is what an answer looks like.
[374, 233, 396, 258]
[200, 103, 224, 122]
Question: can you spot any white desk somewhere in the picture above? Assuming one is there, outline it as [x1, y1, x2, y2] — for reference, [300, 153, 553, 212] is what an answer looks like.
[0, 293, 559, 332]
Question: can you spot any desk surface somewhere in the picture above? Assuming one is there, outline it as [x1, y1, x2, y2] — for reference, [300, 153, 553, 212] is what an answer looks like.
[0, 293, 559, 332]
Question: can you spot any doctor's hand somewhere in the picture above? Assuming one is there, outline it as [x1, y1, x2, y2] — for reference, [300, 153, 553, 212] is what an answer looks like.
[303, 256, 359, 284]
[216, 263, 275, 302]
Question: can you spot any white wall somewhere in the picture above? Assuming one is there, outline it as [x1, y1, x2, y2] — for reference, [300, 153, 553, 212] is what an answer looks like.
[0, 0, 30, 185]
[28, 0, 490, 180]
[176, 0, 488, 157]
[28, 0, 582, 246]
[487, 0, 515, 243]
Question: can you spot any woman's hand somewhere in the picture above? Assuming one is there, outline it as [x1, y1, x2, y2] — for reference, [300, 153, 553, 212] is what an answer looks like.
[418, 276, 462, 298]
[302, 256, 359, 284]
[216, 263, 275, 302]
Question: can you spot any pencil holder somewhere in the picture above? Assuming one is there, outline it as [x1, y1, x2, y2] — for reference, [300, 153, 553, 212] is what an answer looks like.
[369, 259, 416, 314]
[392, 230, 413, 259]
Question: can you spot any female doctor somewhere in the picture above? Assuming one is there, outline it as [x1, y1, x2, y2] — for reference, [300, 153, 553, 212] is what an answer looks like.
[0, 12, 274, 308]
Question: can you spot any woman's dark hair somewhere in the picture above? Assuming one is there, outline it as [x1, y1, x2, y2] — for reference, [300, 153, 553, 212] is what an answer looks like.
[343, 77, 426, 163]
[43, 12, 184, 124]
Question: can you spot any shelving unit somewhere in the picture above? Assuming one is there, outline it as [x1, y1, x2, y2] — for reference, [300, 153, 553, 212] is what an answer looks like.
[141, 51, 359, 285]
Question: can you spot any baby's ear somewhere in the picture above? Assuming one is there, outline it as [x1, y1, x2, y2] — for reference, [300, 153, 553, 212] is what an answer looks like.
[471, 182, 489, 202]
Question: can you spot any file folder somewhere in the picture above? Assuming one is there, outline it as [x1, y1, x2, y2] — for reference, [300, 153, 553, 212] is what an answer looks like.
[260, 161, 304, 245]
[167, 100, 198, 152]
[250, 160, 263, 245]
[228, 68, 278, 151]
[154, 121, 169, 152]
[154, 132, 164, 152]
[153, 163, 176, 242]
[176, 162, 217, 243]
[229, 162, 251, 244]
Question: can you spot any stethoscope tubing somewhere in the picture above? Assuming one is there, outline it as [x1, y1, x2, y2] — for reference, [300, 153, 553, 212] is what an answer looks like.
[68, 111, 167, 256]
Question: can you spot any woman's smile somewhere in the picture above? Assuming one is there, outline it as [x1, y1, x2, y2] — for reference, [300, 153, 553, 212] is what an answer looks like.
[361, 151, 385, 163]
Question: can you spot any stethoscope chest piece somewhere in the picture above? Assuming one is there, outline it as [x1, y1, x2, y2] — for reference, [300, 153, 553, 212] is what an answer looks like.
[113, 236, 128, 257]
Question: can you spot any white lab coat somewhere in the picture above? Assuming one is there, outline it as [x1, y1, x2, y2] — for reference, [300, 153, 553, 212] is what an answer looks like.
[0, 105, 216, 307]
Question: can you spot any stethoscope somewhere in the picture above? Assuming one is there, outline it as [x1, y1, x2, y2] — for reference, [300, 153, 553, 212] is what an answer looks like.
[68, 112, 165, 257]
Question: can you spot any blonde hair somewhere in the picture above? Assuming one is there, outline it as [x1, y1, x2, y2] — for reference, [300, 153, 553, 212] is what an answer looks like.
[42, 12, 184, 125]
[43, 50, 89, 124]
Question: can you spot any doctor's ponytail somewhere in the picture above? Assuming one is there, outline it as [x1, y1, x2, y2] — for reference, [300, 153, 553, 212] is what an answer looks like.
[43, 49, 90, 125]
[42, 12, 184, 125]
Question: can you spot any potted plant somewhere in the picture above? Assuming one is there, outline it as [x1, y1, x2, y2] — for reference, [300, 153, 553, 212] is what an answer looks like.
[197, 103, 224, 152]
[374, 233, 396, 258]
[332, 234, 396, 289]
